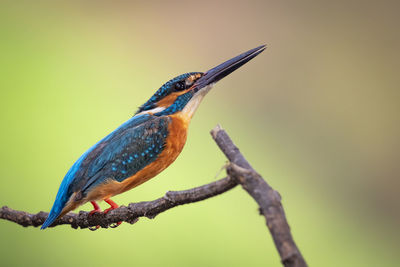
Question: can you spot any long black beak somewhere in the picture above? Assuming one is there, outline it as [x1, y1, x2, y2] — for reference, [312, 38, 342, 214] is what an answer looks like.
[195, 45, 266, 90]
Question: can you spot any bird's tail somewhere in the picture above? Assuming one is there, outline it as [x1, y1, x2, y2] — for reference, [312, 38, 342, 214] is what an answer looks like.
[41, 179, 73, 229]
[41, 138, 93, 229]
[41, 204, 64, 229]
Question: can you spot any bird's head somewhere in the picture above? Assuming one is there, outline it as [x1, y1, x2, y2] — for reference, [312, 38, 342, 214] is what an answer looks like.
[136, 45, 266, 120]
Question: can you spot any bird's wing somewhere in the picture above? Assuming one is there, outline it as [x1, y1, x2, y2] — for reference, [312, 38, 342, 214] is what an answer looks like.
[75, 115, 171, 195]
[41, 114, 169, 229]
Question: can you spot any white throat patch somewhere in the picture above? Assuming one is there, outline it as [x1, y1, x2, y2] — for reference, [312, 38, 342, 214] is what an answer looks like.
[180, 83, 214, 120]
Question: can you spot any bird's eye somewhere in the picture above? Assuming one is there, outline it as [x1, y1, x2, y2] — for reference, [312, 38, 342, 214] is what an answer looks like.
[175, 81, 186, 91]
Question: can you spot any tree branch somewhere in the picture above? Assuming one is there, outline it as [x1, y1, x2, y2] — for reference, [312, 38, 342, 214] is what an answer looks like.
[0, 176, 237, 229]
[0, 125, 307, 267]
[211, 125, 307, 267]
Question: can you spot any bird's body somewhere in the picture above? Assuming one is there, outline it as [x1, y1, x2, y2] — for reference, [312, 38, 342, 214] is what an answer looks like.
[41, 46, 265, 229]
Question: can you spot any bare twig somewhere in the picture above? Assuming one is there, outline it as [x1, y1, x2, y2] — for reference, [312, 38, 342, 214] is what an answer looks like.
[0, 125, 306, 267]
[211, 124, 307, 267]
[0, 176, 237, 229]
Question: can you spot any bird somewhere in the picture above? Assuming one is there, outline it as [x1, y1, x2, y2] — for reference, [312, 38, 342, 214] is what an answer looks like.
[41, 45, 266, 230]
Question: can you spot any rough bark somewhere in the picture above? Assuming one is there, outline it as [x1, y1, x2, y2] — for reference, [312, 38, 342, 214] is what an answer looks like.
[211, 125, 307, 267]
[0, 176, 237, 229]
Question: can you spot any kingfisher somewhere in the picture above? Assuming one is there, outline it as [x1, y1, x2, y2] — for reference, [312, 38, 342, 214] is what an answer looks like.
[41, 45, 265, 229]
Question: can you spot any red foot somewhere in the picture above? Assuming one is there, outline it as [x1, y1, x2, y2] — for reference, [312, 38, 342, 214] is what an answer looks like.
[89, 201, 101, 215]
[104, 198, 122, 227]
[104, 198, 119, 214]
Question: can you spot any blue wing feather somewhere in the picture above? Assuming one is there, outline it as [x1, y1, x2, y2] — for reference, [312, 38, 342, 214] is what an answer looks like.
[41, 114, 159, 229]
[80, 116, 169, 193]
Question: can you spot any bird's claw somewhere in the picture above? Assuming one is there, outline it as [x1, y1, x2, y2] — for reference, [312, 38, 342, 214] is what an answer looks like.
[88, 225, 100, 231]
[110, 221, 122, 228]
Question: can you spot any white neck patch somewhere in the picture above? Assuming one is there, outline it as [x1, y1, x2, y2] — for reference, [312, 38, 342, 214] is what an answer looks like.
[136, 106, 166, 116]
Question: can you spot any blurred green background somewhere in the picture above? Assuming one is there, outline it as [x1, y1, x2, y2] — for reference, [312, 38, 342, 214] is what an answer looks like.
[0, 1, 399, 266]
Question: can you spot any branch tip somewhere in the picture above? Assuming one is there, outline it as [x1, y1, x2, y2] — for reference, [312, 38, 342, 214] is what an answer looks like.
[210, 124, 222, 139]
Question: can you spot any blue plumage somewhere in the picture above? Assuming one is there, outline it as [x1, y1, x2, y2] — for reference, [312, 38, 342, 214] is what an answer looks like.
[155, 90, 194, 116]
[41, 114, 169, 229]
[80, 116, 169, 192]
[40, 147, 93, 229]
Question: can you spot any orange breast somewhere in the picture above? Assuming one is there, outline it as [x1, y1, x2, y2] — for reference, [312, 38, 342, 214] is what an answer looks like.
[85, 114, 189, 202]
[118, 114, 188, 193]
